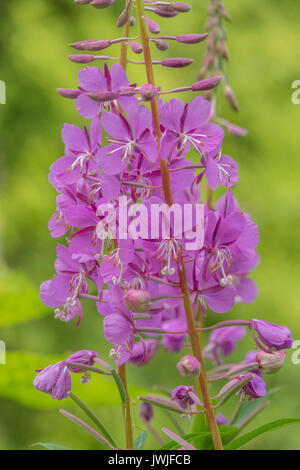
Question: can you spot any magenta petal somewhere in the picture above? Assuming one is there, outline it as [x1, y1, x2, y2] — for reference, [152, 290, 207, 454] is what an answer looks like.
[96, 146, 123, 175]
[160, 98, 185, 131]
[101, 112, 129, 140]
[40, 275, 71, 308]
[110, 63, 129, 90]
[184, 96, 210, 131]
[62, 124, 88, 152]
[205, 157, 220, 190]
[160, 130, 178, 160]
[126, 103, 152, 138]
[76, 93, 100, 119]
[78, 66, 106, 92]
[205, 285, 236, 313]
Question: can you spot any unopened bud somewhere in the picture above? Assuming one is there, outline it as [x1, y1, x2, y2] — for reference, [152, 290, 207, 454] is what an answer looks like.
[176, 355, 200, 377]
[124, 289, 152, 313]
[224, 85, 239, 112]
[143, 16, 160, 34]
[139, 402, 154, 422]
[56, 88, 80, 99]
[257, 350, 286, 374]
[130, 16, 136, 26]
[71, 40, 111, 51]
[219, 119, 248, 138]
[153, 40, 169, 51]
[68, 54, 95, 63]
[176, 33, 207, 44]
[192, 76, 222, 91]
[88, 91, 120, 102]
[91, 0, 114, 9]
[154, 7, 178, 18]
[129, 42, 143, 54]
[172, 2, 192, 13]
[74, 0, 92, 4]
[161, 57, 194, 68]
[140, 84, 158, 102]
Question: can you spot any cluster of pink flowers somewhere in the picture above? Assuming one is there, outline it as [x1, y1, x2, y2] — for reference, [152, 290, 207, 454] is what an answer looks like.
[33, 0, 293, 450]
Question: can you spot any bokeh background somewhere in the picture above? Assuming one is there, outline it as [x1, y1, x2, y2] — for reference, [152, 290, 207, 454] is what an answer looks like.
[0, 0, 299, 450]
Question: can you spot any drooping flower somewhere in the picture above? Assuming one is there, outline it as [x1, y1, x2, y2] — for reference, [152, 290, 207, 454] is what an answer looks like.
[249, 319, 293, 351]
[171, 385, 202, 410]
[33, 362, 71, 400]
[216, 413, 230, 426]
[239, 373, 267, 399]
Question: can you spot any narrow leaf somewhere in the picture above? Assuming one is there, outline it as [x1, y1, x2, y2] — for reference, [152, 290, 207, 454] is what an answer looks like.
[31, 442, 70, 450]
[134, 431, 148, 450]
[225, 418, 300, 450]
[111, 369, 126, 405]
[59, 409, 116, 449]
[162, 427, 196, 450]
[69, 392, 117, 448]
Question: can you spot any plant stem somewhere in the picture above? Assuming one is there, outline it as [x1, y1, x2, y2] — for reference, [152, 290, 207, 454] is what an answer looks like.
[135, 0, 223, 450]
[118, 7, 134, 450]
[118, 364, 134, 449]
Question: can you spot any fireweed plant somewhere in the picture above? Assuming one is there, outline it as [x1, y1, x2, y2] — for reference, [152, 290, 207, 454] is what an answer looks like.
[33, 0, 295, 451]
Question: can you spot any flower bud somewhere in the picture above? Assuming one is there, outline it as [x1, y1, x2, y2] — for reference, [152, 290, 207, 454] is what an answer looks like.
[91, 0, 114, 9]
[66, 350, 98, 373]
[117, 2, 132, 28]
[176, 33, 207, 44]
[130, 16, 136, 26]
[153, 40, 169, 51]
[70, 40, 111, 51]
[74, 0, 92, 4]
[172, 2, 192, 12]
[224, 85, 239, 112]
[123, 289, 152, 313]
[139, 402, 154, 422]
[176, 355, 200, 377]
[129, 42, 143, 54]
[88, 91, 120, 103]
[216, 413, 230, 426]
[218, 119, 248, 137]
[154, 7, 178, 18]
[257, 350, 286, 374]
[56, 88, 80, 99]
[143, 16, 160, 34]
[192, 76, 222, 91]
[140, 84, 158, 102]
[68, 54, 95, 63]
[250, 319, 293, 351]
[161, 57, 194, 68]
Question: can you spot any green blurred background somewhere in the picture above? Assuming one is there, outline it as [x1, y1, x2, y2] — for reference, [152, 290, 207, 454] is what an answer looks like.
[0, 0, 299, 450]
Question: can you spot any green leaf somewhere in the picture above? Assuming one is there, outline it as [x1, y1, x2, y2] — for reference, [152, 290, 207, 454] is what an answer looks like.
[0, 351, 148, 410]
[192, 414, 210, 449]
[31, 442, 70, 450]
[111, 369, 126, 405]
[225, 418, 300, 450]
[0, 270, 48, 327]
[134, 431, 148, 450]
[69, 392, 118, 448]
